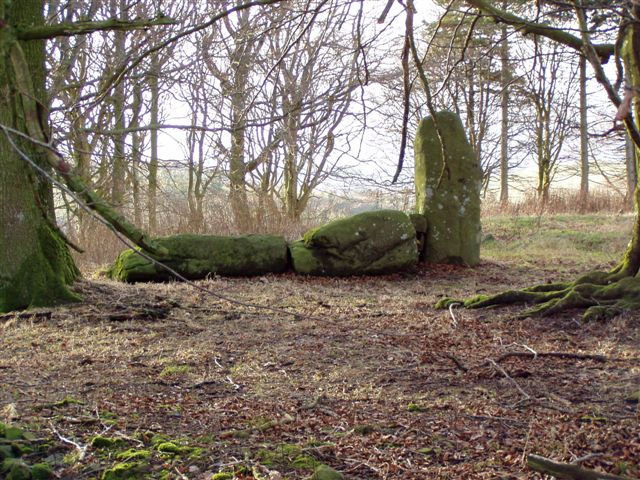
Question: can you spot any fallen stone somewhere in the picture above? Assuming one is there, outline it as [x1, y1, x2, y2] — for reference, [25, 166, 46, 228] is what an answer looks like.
[108, 234, 288, 282]
[290, 210, 418, 276]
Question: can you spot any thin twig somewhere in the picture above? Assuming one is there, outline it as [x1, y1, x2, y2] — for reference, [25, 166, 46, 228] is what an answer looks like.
[486, 358, 531, 400]
[448, 302, 461, 327]
[49, 422, 88, 460]
[495, 352, 607, 363]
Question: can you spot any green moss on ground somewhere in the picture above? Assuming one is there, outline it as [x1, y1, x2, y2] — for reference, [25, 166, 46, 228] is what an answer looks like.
[311, 464, 344, 480]
[101, 461, 148, 480]
[255, 443, 318, 470]
[0, 424, 53, 479]
[91, 435, 126, 449]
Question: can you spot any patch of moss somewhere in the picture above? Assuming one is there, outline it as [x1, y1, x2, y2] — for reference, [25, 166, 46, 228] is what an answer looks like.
[353, 424, 377, 435]
[407, 402, 426, 412]
[101, 461, 148, 480]
[30, 462, 53, 479]
[2, 458, 31, 480]
[311, 464, 344, 480]
[0, 444, 16, 460]
[3, 426, 25, 441]
[154, 440, 201, 459]
[255, 443, 318, 470]
[0, 223, 80, 312]
[115, 449, 151, 461]
[50, 397, 85, 409]
[159, 365, 190, 377]
[211, 473, 234, 480]
[90, 435, 125, 449]
[418, 447, 439, 455]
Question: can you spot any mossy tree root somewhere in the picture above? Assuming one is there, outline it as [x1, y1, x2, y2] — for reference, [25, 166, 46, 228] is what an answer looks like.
[436, 271, 640, 321]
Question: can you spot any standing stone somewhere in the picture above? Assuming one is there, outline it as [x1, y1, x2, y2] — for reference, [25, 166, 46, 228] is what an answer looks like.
[414, 111, 481, 265]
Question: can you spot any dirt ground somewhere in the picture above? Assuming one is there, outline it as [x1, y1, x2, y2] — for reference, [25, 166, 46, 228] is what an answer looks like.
[1, 260, 638, 479]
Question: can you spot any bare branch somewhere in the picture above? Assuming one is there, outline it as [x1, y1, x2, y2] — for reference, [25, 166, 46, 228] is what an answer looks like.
[16, 16, 177, 40]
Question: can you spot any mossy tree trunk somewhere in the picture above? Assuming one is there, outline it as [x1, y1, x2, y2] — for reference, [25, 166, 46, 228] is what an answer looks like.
[437, 1, 640, 321]
[0, 0, 80, 312]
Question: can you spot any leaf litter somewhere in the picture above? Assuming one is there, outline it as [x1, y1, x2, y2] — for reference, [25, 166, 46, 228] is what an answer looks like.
[0, 260, 638, 479]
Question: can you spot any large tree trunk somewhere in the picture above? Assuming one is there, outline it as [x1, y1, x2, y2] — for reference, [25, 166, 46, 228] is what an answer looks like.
[0, 0, 80, 312]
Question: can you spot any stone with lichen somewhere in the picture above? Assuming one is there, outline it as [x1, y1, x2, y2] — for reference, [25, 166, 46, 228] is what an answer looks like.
[108, 234, 289, 282]
[414, 111, 481, 265]
[290, 210, 418, 276]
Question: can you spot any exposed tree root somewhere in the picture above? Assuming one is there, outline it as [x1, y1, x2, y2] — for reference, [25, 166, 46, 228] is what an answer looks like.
[436, 270, 640, 321]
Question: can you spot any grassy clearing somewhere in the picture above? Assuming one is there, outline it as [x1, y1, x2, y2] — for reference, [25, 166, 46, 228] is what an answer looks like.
[481, 213, 632, 269]
[0, 214, 638, 479]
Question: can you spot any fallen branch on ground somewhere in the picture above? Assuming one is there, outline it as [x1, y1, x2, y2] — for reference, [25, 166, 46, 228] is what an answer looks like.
[527, 454, 634, 480]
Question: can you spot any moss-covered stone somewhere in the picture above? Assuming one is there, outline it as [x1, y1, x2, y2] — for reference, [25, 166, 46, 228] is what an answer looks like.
[409, 213, 428, 234]
[414, 111, 481, 265]
[108, 234, 289, 282]
[310, 464, 344, 480]
[290, 210, 418, 276]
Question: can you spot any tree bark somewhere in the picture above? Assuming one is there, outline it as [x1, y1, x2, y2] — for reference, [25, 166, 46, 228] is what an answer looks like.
[0, 0, 80, 312]
[148, 51, 160, 233]
[579, 55, 589, 211]
[499, 17, 510, 207]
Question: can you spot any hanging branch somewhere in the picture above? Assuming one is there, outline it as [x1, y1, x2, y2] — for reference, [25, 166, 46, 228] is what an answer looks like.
[464, 0, 614, 62]
[405, 0, 451, 187]
[573, 2, 640, 150]
[15, 15, 177, 40]
[392, 23, 412, 184]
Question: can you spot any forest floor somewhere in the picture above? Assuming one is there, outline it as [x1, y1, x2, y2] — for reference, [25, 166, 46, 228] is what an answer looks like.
[1, 214, 639, 479]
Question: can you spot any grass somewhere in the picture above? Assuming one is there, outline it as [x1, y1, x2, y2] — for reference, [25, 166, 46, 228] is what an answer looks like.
[481, 213, 633, 268]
